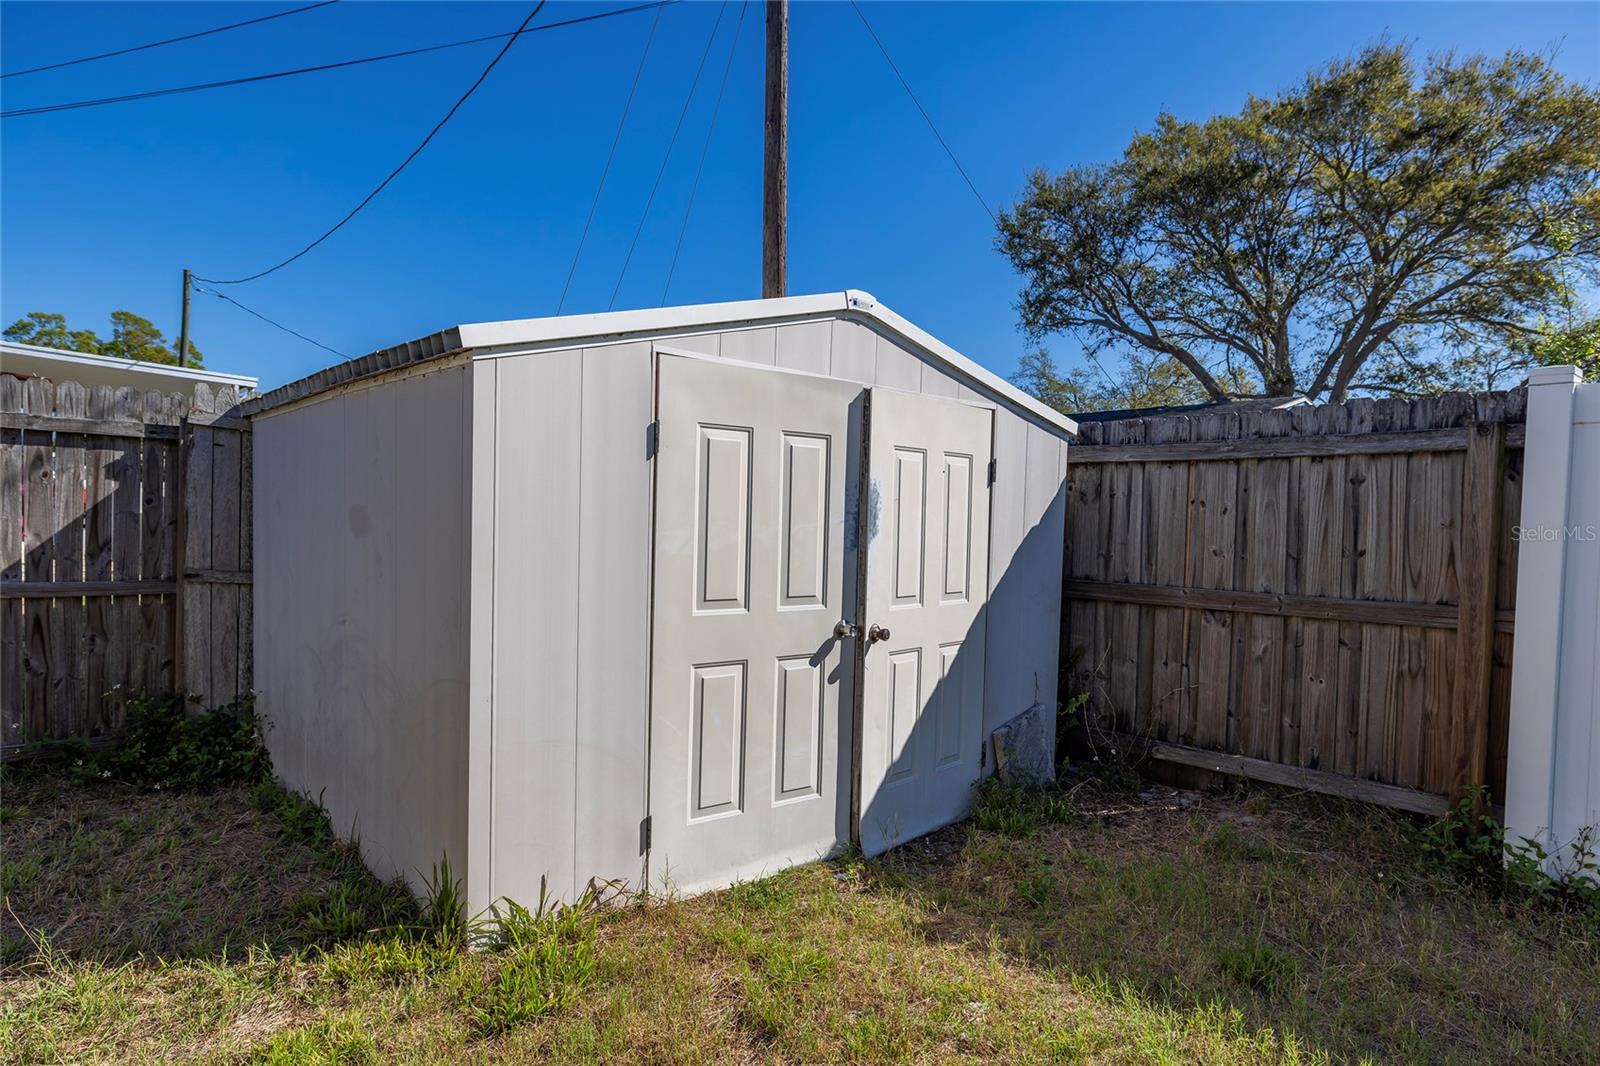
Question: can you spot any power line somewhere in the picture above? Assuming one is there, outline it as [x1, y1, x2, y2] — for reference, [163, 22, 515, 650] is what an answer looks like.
[609, 1, 730, 311]
[848, 0, 995, 223]
[2, 1, 676, 120]
[2, 1, 340, 80]
[662, 1, 749, 305]
[195, 3, 547, 286]
[193, 283, 348, 360]
[557, 2, 668, 314]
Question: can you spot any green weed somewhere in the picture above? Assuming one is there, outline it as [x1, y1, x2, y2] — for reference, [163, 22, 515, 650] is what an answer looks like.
[971, 777, 1080, 838]
[67, 693, 268, 792]
[1216, 939, 1301, 995]
[419, 858, 469, 948]
[468, 878, 601, 1034]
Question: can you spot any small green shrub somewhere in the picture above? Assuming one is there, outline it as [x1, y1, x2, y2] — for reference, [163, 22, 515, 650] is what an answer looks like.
[1421, 786, 1600, 914]
[69, 692, 268, 791]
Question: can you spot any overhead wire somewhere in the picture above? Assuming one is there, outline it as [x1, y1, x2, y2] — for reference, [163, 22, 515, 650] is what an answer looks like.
[608, 0, 730, 311]
[848, 0, 995, 223]
[661, 0, 749, 305]
[195, 3, 548, 286]
[2, 1, 676, 119]
[192, 283, 349, 360]
[557, 1, 668, 314]
[2, 1, 340, 80]
[847, 4, 1121, 396]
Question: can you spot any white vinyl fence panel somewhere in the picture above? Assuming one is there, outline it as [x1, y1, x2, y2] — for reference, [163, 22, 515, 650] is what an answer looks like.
[1505, 366, 1600, 880]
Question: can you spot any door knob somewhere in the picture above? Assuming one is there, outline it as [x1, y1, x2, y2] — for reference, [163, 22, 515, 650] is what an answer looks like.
[868, 624, 891, 643]
[834, 620, 858, 639]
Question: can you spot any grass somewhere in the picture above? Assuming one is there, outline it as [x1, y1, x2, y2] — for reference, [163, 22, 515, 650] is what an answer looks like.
[3, 764, 1597, 1064]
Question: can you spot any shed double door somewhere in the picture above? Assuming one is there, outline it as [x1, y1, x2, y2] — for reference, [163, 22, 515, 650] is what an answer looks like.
[856, 388, 993, 856]
[649, 353, 992, 893]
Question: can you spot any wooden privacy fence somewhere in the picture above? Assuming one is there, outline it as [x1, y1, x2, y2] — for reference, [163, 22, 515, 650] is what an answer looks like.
[1063, 390, 1525, 814]
[1, 373, 252, 756]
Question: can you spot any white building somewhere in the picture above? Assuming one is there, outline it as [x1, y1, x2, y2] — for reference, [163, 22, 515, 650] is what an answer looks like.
[248, 291, 1076, 908]
[1, 341, 258, 398]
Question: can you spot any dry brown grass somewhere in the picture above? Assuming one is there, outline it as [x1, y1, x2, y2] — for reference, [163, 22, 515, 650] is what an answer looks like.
[1, 771, 345, 963]
[3, 765, 1596, 1064]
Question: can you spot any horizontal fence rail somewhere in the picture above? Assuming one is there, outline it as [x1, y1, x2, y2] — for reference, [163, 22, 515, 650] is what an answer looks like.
[1063, 390, 1525, 810]
[0, 373, 252, 756]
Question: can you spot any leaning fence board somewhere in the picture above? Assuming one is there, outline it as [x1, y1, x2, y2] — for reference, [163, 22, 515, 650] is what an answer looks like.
[0, 373, 250, 754]
[1066, 387, 1525, 813]
[1139, 737, 1450, 817]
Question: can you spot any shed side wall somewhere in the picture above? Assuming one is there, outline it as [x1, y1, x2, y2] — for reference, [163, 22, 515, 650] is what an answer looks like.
[477, 344, 654, 907]
[253, 365, 471, 893]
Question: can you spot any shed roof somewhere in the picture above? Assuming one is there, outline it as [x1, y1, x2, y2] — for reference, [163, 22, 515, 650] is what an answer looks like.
[244, 291, 1077, 435]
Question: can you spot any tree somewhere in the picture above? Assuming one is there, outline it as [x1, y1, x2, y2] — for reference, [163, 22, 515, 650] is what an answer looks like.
[1359, 317, 1600, 395]
[998, 45, 1600, 404]
[4, 309, 203, 368]
[1011, 348, 1214, 414]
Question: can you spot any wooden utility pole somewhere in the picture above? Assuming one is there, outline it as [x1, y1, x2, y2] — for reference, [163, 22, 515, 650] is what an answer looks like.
[762, 0, 787, 299]
[178, 269, 193, 368]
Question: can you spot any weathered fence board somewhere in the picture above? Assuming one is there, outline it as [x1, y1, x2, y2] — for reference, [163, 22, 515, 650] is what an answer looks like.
[1065, 390, 1525, 809]
[0, 373, 251, 755]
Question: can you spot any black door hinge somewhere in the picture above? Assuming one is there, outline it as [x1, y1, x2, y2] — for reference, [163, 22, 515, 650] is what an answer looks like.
[647, 421, 661, 459]
[640, 815, 653, 853]
[987, 457, 997, 486]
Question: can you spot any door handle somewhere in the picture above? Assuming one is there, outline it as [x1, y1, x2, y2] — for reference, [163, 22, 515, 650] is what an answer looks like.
[867, 624, 891, 644]
[834, 620, 858, 639]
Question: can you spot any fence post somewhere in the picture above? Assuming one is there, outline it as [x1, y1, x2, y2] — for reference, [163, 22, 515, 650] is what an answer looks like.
[172, 417, 189, 698]
[1503, 365, 1583, 871]
[1452, 414, 1505, 804]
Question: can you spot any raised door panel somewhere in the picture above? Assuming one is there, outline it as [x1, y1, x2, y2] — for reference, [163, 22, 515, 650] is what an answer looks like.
[859, 388, 994, 857]
[650, 353, 864, 894]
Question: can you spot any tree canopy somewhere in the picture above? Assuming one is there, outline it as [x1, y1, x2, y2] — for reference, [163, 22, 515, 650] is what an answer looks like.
[4, 310, 204, 369]
[998, 45, 1600, 405]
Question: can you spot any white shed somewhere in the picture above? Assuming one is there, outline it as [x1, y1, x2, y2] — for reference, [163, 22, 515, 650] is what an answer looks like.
[248, 291, 1076, 908]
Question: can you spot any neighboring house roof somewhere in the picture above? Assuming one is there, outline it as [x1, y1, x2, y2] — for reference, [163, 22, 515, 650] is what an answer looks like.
[243, 290, 1078, 435]
[1, 341, 258, 396]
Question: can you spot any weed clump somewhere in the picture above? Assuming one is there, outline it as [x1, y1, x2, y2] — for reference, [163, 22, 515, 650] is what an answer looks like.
[468, 877, 603, 1033]
[970, 777, 1080, 839]
[67, 692, 268, 792]
[1421, 786, 1600, 916]
[1216, 938, 1300, 994]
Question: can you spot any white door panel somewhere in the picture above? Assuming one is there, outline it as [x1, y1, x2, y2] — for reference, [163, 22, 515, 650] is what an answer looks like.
[649, 354, 863, 894]
[858, 389, 992, 856]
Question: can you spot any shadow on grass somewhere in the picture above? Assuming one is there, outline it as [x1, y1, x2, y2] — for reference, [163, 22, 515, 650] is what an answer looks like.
[860, 781, 1600, 1065]
[0, 760, 416, 965]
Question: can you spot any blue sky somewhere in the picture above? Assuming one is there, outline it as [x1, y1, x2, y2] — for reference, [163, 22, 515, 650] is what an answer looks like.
[3, 1, 1596, 390]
